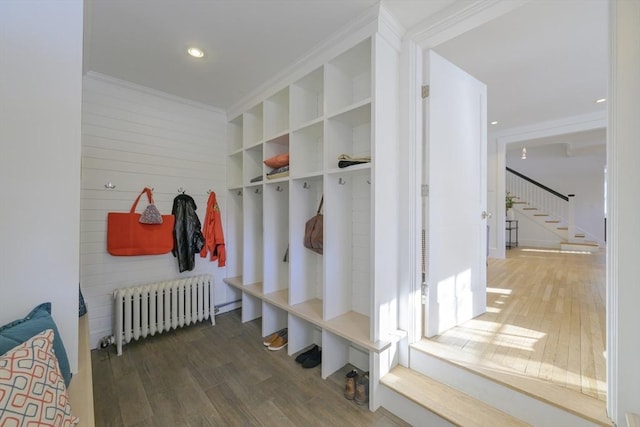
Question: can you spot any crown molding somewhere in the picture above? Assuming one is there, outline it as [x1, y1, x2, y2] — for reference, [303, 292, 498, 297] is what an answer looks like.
[494, 111, 607, 145]
[407, 0, 529, 49]
[83, 71, 225, 114]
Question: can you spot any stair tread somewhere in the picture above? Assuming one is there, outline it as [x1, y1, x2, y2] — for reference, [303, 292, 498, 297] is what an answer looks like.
[562, 240, 599, 247]
[410, 340, 612, 426]
[522, 207, 537, 210]
[382, 366, 531, 427]
[545, 220, 561, 223]
[533, 213, 549, 216]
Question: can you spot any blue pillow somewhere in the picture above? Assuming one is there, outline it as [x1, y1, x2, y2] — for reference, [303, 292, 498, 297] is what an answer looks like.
[0, 302, 72, 386]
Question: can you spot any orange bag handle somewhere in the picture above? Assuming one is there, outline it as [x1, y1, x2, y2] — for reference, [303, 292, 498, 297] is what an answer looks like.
[130, 187, 154, 213]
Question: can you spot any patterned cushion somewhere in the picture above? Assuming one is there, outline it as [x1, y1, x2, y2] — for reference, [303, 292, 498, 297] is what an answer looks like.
[0, 303, 72, 387]
[0, 329, 78, 426]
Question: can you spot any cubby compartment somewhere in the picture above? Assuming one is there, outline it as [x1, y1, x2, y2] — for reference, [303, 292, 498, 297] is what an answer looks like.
[324, 169, 371, 322]
[321, 331, 369, 381]
[288, 315, 322, 357]
[228, 115, 243, 154]
[263, 181, 290, 295]
[226, 188, 244, 278]
[243, 186, 263, 285]
[290, 67, 324, 129]
[290, 121, 323, 177]
[241, 292, 262, 323]
[244, 144, 264, 185]
[227, 151, 243, 189]
[325, 102, 371, 171]
[264, 87, 289, 140]
[263, 133, 290, 177]
[289, 177, 324, 306]
[243, 103, 263, 148]
[262, 302, 288, 340]
[325, 39, 371, 116]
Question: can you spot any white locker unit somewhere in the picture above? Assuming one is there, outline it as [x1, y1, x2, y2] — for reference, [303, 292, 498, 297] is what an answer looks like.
[223, 30, 401, 410]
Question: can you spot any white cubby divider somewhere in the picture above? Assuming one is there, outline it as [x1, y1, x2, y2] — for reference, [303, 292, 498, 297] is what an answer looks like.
[223, 30, 400, 412]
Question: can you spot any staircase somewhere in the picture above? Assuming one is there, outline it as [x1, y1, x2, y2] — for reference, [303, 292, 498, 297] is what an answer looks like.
[506, 168, 601, 252]
[379, 341, 613, 427]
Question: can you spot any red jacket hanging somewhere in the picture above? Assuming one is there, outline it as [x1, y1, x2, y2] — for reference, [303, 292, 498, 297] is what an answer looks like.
[200, 191, 226, 267]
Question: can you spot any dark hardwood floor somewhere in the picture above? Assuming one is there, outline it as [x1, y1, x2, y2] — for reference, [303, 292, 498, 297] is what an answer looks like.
[91, 310, 409, 427]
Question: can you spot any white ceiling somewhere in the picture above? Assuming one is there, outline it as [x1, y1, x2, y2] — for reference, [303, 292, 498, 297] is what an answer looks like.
[84, 0, 608, 136]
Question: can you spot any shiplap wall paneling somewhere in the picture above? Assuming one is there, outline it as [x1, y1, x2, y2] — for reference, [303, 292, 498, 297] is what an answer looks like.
[81, 73, 227, 348]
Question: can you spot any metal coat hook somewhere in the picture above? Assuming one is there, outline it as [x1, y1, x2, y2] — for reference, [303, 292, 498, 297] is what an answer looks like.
[104, 182, 116, 189]
[338, 177, 346, 185]
[255, 188, 262, 194]
[276, 185, 283, 192]
[207, 189, 215, 194]
[237, 190, 242, 196]
[303, 182, 310, 189]
[178, 187, 185, 194]
[366, 179, 371, 185]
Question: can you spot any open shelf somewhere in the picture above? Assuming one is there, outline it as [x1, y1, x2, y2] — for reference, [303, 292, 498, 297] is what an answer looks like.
[243, 103, 263, 148]
[264, 87, 289, 140]
[290, 66, 324, 129]
[291, 121, 323, 177]
[325, 102, 371, 171]
[325, 38, 371, 116]
[228, 115, 243, 154]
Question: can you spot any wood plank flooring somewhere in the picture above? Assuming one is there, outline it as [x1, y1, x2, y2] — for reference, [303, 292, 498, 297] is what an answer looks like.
[91, 310, 409, 427]
[430, 246, 606, 401]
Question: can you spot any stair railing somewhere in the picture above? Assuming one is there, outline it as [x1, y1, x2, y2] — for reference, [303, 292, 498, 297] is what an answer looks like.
[506, 168, 575, 239]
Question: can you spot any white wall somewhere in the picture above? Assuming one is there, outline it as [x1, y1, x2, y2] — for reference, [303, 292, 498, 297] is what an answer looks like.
[506, 142, 605, 243]
[0, 1, 83, 371]
[81, 73, 228, 348]
[608, 0, 640, 422]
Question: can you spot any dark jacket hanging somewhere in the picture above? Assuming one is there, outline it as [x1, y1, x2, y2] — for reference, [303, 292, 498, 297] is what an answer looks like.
[172, 194, 205, 272]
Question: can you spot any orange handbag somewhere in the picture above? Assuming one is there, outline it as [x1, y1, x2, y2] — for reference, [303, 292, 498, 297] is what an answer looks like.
[107, 188, 175, 256]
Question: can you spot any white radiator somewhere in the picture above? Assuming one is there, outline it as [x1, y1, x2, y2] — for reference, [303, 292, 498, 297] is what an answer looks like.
[113, 274, 214, 355]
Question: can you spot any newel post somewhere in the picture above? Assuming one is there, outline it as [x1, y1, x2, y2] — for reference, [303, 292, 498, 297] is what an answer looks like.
[567, 194, 576, 243]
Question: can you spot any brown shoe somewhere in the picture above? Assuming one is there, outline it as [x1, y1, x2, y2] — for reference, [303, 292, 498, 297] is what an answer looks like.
[263, 328, 287, 346]
[267, 331, 288, 351]
[344, 369, 358, 400]
[354, 372, 369, 405]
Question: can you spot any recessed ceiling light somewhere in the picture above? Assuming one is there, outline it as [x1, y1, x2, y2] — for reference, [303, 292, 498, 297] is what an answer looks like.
[187, 47, 204, 58]
[490, 121, 498, 125]
[595, 98, 606, 103]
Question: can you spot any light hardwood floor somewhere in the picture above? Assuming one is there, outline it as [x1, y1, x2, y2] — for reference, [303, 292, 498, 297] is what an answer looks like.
[430, 246, 606, 401]
[91, 310, 409, 427]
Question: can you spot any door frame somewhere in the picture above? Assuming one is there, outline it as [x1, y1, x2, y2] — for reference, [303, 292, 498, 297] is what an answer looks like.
[397, 0, 620, 421]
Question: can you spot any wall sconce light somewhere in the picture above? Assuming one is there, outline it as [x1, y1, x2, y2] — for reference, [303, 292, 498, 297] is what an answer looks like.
[521, 147, 527, 160]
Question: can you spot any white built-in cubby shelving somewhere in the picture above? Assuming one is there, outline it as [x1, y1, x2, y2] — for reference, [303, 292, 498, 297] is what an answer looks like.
[224, 33, 400, 410]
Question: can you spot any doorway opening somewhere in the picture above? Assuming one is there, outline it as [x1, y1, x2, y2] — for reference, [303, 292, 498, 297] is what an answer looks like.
[412, 0, 609, 416]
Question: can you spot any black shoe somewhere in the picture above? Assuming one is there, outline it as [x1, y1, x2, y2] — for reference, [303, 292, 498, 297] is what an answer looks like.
[295, 344, 319, 364]
[301, 350, 322, 368]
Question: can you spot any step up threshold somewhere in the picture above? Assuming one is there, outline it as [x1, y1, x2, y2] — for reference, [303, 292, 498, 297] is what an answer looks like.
[381, 366, 530, 427]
